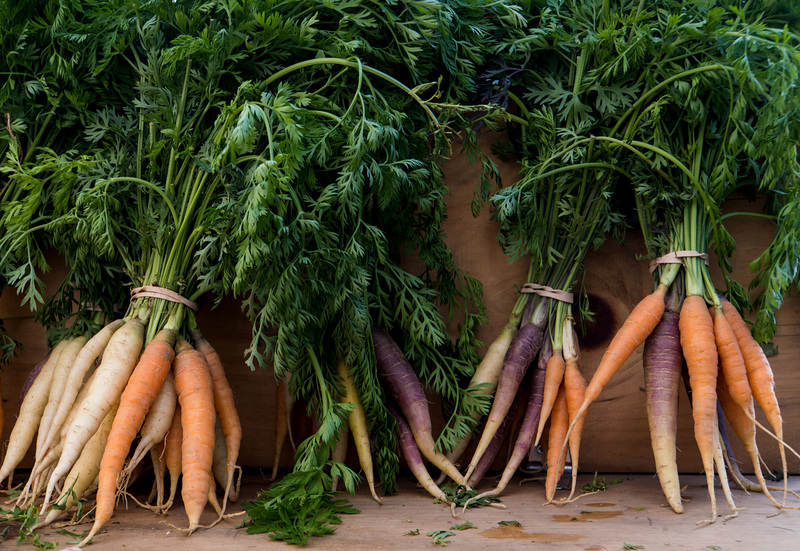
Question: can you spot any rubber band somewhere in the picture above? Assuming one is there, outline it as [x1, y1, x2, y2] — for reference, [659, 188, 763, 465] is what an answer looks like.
[648, 250, 709, 273]
[131, 285, 199, 312]
[520, 283, 574, 304]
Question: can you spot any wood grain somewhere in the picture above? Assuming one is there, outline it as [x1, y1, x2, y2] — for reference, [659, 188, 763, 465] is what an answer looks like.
[1, 134, 798, 476]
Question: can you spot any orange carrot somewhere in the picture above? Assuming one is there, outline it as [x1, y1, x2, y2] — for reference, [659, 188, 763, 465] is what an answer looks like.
[545, 383, 568, 503]
[721, 299, 790, 499]
[534, 347, 565, 447]
[163, 403, 183, 513]
[172, 340, 216, 533]
[679, 294, 719, 523]
[561, 284, 668, 466]
[716, 372, 792, 510]
[712, 307, 752, 411]
[192, 329, 241, 518]
[560, 327, 587, 503]
[80, 328, 176, 545]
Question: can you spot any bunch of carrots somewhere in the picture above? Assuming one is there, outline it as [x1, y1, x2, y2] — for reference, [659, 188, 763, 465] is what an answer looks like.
[0, 310, 242, 538]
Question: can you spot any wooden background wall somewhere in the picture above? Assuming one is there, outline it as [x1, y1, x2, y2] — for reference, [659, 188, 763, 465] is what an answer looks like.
[1, 131, 798, 477]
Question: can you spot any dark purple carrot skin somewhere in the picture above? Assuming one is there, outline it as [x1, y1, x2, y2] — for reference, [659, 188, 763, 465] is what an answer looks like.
[507, 343, 549, 472]
[373, 329, 465, 484]
[488, 323, 544, 424]
[373, 329, 431, 426]
[385, 400, 449, 504]
[386, 400, 425, 471]
[467, 368, 531, 488]
[643, 303, 684, 513]
[464, 322, 544, 481]
[643, 309, 683, 443]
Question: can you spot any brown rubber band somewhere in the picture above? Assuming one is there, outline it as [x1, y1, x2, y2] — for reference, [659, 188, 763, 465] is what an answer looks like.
[521, 283, 574, 304]
[648, 250, 709, 273]
[131, 285, 199, 312]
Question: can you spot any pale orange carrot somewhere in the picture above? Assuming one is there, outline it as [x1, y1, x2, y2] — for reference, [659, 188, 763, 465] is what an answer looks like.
[716, 372, 793, 510]
[337, 359, 382, 504]
[560, 327, 587, 503]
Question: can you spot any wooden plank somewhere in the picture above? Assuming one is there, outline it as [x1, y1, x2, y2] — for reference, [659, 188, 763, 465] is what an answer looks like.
[15, 473, 800, 550]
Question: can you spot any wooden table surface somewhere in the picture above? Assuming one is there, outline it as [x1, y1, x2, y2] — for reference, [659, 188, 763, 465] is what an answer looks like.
[7, 473, 799, 550]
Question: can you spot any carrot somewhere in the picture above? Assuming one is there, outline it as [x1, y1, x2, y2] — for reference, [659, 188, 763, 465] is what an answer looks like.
[463, 322, 544, 483]
[35, 335, 87, 462]
[643, 299, 684, 514]
[721, 299, 791, 500]
[559, 284, 669, 476]
[171, 339, 216, 533]
[35, 400, 120, 530]
[80, 328, 176, 545]
[149, 441, 167, 509]
[121, 371, 177, 489]
[373, 329, 466, 486]
[192, 329, 241, 518]
[718, 399, 800, 503]
[40, 319, 126, 457]
[716, 372, 794, 510]
[708, 404, 742, 521]
[534, 346, 565, 447]
[163, 402, 183, 513]
[462, 339, 549, 510]
[679, 294, 719, 523]
[336, 359, 381, 503]
[330, 424, 348, 491]
[0, 340, 68, 486]
[439, 319, 519, 479]
[18, 356, 49, 406]
[544, 382, 568, 503]
[386, 399, 456, 517]
[560, 326, 587, 503]
[44, 317, 146, 510]
[466, 368, 529, 489]
[211, 418, 229, 499]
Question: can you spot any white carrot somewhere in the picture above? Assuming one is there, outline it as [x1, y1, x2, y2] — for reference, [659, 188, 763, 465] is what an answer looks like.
[43, 317, 145, 509]
[40, 320, 126, 455]
[0, 340, 69, 485]
[35, 400, 120, 529]
[35, 336, 87, 461]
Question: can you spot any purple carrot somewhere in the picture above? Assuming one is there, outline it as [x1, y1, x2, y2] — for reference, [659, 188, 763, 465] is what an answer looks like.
[643, 286, 684, 514]
[463, 322, 544, 482]
[386, 399, 456, 516]
[373, 329, 465, 485]
[467, 366, 532, 488]
[462, 337, 549, 509]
